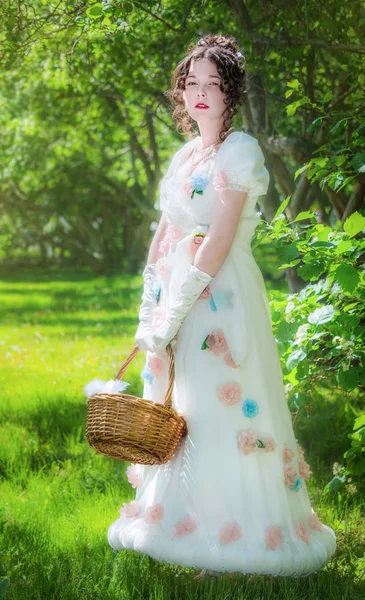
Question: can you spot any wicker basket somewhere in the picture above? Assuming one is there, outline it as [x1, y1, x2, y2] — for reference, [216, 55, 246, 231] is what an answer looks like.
[85, 343, 188, 465]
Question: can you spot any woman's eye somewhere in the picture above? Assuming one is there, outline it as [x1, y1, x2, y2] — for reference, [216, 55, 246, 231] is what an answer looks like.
[186, 82, 219, 86]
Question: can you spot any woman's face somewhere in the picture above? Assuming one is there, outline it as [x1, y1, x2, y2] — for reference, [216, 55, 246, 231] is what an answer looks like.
[183, 58, 227, 124]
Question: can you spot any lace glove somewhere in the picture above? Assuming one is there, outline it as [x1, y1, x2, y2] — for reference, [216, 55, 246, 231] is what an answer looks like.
[150, 264, 213, 353]
[135, 264, 161, 351]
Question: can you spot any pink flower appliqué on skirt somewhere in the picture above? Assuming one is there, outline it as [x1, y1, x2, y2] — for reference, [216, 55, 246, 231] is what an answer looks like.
[283, 444, 295, 462]
[119, 500, 140, 518]
[219, 521, 242, 545]
[204, 328, 229, 355]
[308, 512, 324, 531]
[144, 503, 164, 524]
[224, 350, 240, 369]
[284, 463, 298, 488]
[299, 457, 312, 480]
[295, 522, 311, 544]
[261, 436, 277, 452]
[236, 428, 258, 455]
[265, 524, 284, 550]
[148, 354, 165, 377]
[175, 516, 197, 538]
[126, 465, 142, 488]
[217, 381, 242, 406]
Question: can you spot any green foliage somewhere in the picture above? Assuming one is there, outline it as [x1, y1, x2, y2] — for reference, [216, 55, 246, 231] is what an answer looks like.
[253, 209, 365, 496]
[287, 76, 364, 194]
[0, 0, 364, 273]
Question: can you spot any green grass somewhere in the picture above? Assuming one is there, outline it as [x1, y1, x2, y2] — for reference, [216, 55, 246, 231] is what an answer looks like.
[0, 266, 364, 600]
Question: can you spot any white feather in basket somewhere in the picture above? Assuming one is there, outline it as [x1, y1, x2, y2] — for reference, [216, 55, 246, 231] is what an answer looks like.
[84, 378, 130, 398]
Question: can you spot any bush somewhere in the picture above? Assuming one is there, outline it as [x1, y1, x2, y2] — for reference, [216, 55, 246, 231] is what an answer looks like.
[253, 204, 365, 497]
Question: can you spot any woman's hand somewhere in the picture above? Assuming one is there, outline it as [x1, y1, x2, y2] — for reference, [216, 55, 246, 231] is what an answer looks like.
[134, 264, 160, 351]
[150, 264, 213, 353]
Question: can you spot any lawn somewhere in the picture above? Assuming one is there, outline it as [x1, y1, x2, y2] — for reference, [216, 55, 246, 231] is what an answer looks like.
[0, 267, 364, 600]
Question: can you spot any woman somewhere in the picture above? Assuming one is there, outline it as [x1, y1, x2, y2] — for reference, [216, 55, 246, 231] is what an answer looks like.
[107, 34, 336, 578]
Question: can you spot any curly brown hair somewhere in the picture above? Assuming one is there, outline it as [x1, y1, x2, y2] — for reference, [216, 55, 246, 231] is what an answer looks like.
[164, 34, 246, 143]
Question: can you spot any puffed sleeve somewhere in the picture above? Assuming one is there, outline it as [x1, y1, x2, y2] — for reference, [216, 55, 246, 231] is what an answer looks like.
[212, 132, 269, 198]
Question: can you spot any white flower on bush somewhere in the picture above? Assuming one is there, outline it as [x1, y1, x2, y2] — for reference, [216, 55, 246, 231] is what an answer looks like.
[331, 281, 341, 294]
[284, 383, 293, 398]
[285, 301, 296, 323]
[333, 337, 355, 357]
[332, 462, 345, 476]
[295, 324, 310, 345]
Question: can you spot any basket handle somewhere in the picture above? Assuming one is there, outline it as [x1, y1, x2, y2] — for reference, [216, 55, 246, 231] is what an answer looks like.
[115, 343, 175, 410]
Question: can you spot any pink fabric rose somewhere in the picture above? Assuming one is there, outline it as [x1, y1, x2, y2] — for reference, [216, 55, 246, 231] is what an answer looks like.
[308, 512, 324, 531]
[296, 441, 305, 460]
[284, 463, 298, 488]
[152, 306, 166, 328]
[295, 521, 311, 544]
[224, 350, 240, 369]
[144, 503, 164, 524]
[148, 354, 165, 377]
[126, 465, 142, 488]
[156, 257, 172, 279]
[183, 180, 194, 196]
[175, 516, 197, 538]
[262, 436, 277, 452]
[237, 428, 258, 455]
[283, 444, 295, 463]
[299, 458, 312, 479]
[167, 224, 185, 243]
[158, 237, 170, 255]
[265, 524, 284, 550]
[213, 169, 229, 190]
[190, 234, 205, 257]
[218, 381, 242, 406]
[119, 500, 140, 518]
[206, 328, 229, 355]
[219, 521, 242, 545]
[158, 224, 185, 256]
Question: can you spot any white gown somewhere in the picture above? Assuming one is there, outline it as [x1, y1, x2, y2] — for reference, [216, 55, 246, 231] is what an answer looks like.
[107, 131, 337, 576]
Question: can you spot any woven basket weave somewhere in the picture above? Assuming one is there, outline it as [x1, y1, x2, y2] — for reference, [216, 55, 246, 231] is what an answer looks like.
[85, 343, 187, 465]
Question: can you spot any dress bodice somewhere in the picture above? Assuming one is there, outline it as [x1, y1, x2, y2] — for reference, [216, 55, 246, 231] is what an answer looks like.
[158, 131, 270, 242]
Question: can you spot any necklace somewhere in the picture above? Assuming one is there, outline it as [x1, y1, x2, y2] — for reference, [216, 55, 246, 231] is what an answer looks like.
[191, 128, 235, 167]
[191, 140, 219, 167]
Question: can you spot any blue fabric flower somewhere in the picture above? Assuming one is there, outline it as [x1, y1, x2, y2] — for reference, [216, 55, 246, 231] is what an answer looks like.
[152, 280, 161, 303]
[209, 295, 217, 311]
[242, 398, 259, 418]
[212, 290, 234, 310]
[191, 173, 209, 192]
[141, 365, 154, 384]
[290, 477, 302, 492]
